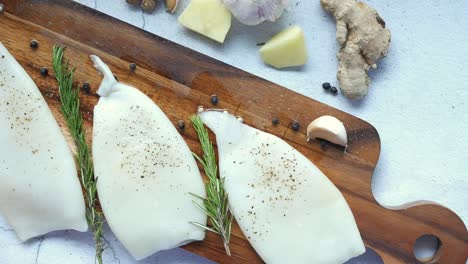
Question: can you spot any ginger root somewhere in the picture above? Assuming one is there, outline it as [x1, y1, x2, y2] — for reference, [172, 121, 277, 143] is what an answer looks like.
[321, 0, 391, 99]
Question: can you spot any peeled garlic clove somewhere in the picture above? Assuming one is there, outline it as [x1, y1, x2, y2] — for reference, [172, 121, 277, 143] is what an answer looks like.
[307, 115, 348, 147]
[223, 0, 289, 25]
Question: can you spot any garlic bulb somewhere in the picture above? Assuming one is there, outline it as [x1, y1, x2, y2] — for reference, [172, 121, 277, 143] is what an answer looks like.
[223, 0, 289, 25]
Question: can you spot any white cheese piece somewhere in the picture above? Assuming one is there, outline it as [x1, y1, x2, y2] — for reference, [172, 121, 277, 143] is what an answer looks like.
[90, 55, 206, 260]
[200, 110, 365, 264]
[0, 42, 87, 241]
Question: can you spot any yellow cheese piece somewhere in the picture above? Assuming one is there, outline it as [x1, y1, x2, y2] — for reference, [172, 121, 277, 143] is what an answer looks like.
[260, 25, 309, 68]
[178, 0, 232, 43]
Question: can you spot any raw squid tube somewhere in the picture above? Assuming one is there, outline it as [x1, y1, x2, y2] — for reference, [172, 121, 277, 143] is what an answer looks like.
[200, 110, 365, 264]
[0, 43, 87, 241]
[90, 55, 207, 260]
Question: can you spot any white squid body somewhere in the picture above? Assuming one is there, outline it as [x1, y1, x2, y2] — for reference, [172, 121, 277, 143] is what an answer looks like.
[223, 0, 289, 25]
[0, 43, 87, 241]
[90, 55, 206, 260]
[200, 111, 365, 264]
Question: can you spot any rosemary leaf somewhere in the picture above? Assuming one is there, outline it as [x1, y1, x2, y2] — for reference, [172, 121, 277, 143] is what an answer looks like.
[190, 115, 233, 256]
[52, 46, 106, 264]
[189, 222, 220, 234]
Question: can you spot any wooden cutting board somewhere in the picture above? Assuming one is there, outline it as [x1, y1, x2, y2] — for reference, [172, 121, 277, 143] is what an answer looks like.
[0, 1, 467, 263]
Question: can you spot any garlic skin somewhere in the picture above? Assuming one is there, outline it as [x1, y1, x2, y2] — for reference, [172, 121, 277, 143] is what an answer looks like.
[223, 0, 289, 25]
[307, 116, 348, 147]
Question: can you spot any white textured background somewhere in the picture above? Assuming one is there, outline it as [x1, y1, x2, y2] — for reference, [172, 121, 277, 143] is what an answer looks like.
[0, 0, 467, 263]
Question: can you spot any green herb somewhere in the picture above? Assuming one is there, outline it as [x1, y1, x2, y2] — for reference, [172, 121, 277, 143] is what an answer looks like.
[52, 46, 105, 264]
[190, 115, 233, 256]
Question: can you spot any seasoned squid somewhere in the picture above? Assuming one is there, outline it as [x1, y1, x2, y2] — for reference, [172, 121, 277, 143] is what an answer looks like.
[90, 55, 206, 260]
[199, 110, 365, 264]
[0, 43, 87, 241]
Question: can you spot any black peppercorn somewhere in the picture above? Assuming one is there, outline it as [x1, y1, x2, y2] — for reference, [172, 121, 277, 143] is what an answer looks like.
[210, 94, 219, 105]
[272, 117, 279, 125]
[330, 86, 338, 94]
[322, 82, 331, 90]
[129, 63, 137, 72]
[39, 67, 48, 77]
[292, 121, 300, 131]
[30, 40, 39, 49]
[178, 120, 185, 130]
[82, 82, 91, 94]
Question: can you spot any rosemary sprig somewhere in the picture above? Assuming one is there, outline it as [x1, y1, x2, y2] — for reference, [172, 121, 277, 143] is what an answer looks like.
[52, 46, 106, 264]
[190, 115, 233, 256]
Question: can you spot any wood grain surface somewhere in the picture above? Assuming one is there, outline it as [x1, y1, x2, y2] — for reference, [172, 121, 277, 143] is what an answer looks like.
[1, 1, 467, 263]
